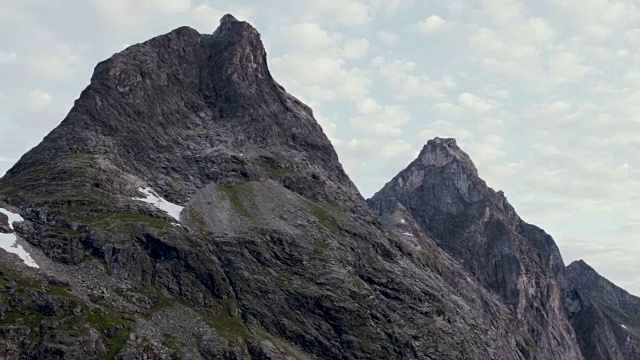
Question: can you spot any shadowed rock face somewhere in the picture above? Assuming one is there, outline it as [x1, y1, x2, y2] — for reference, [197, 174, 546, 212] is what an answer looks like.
[368, 137, 583, 359]
[0, 212, 10, 233]
[565, 260, 640, 360]
[0, 15, 542, 359]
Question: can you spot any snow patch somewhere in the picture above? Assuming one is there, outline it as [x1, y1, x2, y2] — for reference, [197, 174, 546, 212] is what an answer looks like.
[400, 219, 406, 223]
[402, 232, 414, 237]
[133, 187, 184, 223]
[622, 324, 628, 329]
[0, 207, 38, 268]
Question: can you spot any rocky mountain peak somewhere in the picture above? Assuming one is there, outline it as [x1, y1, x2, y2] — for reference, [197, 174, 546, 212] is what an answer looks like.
[568, 259, 594, 272]
[368, 137, 583, 359]
[210, 13, 269, 84]
[417, 137, 479, 177]
[2, 14, 357, 207]
[565, 260, 640, 359]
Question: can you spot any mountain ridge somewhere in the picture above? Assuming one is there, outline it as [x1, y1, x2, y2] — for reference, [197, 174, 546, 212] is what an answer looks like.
[0, 14, 636, 360]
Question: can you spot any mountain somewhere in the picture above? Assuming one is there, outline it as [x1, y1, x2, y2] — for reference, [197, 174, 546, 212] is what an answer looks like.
[0, 14, 636, 360]
[367, 137, 583, 358]
[565, 260, 640, 359]
[0, 15, 541, 359]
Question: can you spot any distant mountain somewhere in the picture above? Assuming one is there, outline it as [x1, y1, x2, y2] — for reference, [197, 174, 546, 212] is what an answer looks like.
[367, 137, 583, 359]
[566, 260, 640, 359]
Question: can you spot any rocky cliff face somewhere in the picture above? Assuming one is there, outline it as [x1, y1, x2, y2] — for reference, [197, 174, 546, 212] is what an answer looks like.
[565, 260, 640, 360]
[0, 15, 546, 360]
[368, 137, 583, 359]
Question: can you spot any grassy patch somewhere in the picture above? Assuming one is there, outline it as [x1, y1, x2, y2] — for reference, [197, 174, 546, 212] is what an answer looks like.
[202, 299, 252, 341]
[0, 184, 21, 198]
[301, 198, 341, 235]
[55, 227, 86, 237]
[89, 309, 134, 360]
[188, 208, 208, 233]
[162, 334, 183, 360]
[313, 240, 329, 252]
[100, 328, 131, 360]
[270, 167, 294, 179]
[275, 275, 291, 289]
[65, 210, 174, 233]
[218, 184, 254, 219]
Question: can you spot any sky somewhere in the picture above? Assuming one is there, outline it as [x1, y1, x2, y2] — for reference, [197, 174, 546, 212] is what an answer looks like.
[1, 0, 640, 294]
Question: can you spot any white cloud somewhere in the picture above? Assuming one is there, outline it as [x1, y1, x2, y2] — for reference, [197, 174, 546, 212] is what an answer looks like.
[272, 52, 370, 102]
[286, 22, 339, 49]
[433, 102, 464, 119]
[29, 45, 81, 81]
[418, 120, 472, 140]
[0, 52, 16, 64]
[371, 56, 445, 99]
[417, 15, 449, 34]
[343, 138, 416, 160]
[308, 0, 371, 26]
[458, 92, 498, 113]
[350, 105, 411, 135]
[357, 98, 381, 114]
[547, 49, 593, 84]
[146, 0, 191, 14]
[342, 39, 370, 59]
[377, 30, 399, 45]
[26, 89, 53, 112]
[465, 134, 507, 167]
[270, 21, 372, 103]
[192, 4, 254, 31]
[94, 0, 194, 30]
[469, 27, 543, 82]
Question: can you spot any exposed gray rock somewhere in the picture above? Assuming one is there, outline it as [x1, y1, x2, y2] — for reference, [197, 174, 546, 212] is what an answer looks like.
[0, 212, 10, 233]
[368, 137, 583, 359]
[566, 260, 640, 360]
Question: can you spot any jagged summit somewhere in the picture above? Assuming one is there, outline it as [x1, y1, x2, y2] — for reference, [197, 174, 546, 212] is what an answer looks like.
[220, 13, 238, 24]
[565, 259, 640, 359]
[2, 14, 354, 207]
[568, 259, 595, 272]
[416, 137, 479, 177]
[369, 138, 582, 359]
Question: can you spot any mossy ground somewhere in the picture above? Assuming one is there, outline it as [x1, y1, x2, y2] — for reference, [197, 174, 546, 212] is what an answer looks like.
[301, 198, 342, 235]
[218, 184, 255, 219]
[65, 210, 175, 234]
[202, 299, 252, 340]
[188, 208, 208, 233]
[0, 267, 133, 359]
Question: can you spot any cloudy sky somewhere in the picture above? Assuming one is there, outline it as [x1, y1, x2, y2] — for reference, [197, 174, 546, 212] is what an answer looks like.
[2, 0, 640, 294]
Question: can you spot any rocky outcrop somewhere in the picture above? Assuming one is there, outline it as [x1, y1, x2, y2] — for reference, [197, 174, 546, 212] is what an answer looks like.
[0, 212, 10, 233]
[368, 137, 583, 359]
[0, 251, 111, 359]
[565, 260, 640, 360]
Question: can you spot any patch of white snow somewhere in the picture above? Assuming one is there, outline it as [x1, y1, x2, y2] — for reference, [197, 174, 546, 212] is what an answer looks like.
[402, 232, 414, 237]
[133, 187, 184, 222]
[622, 324, 628, 329]
[0, 207, 39, 268]
[400, 219, 406, 223]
